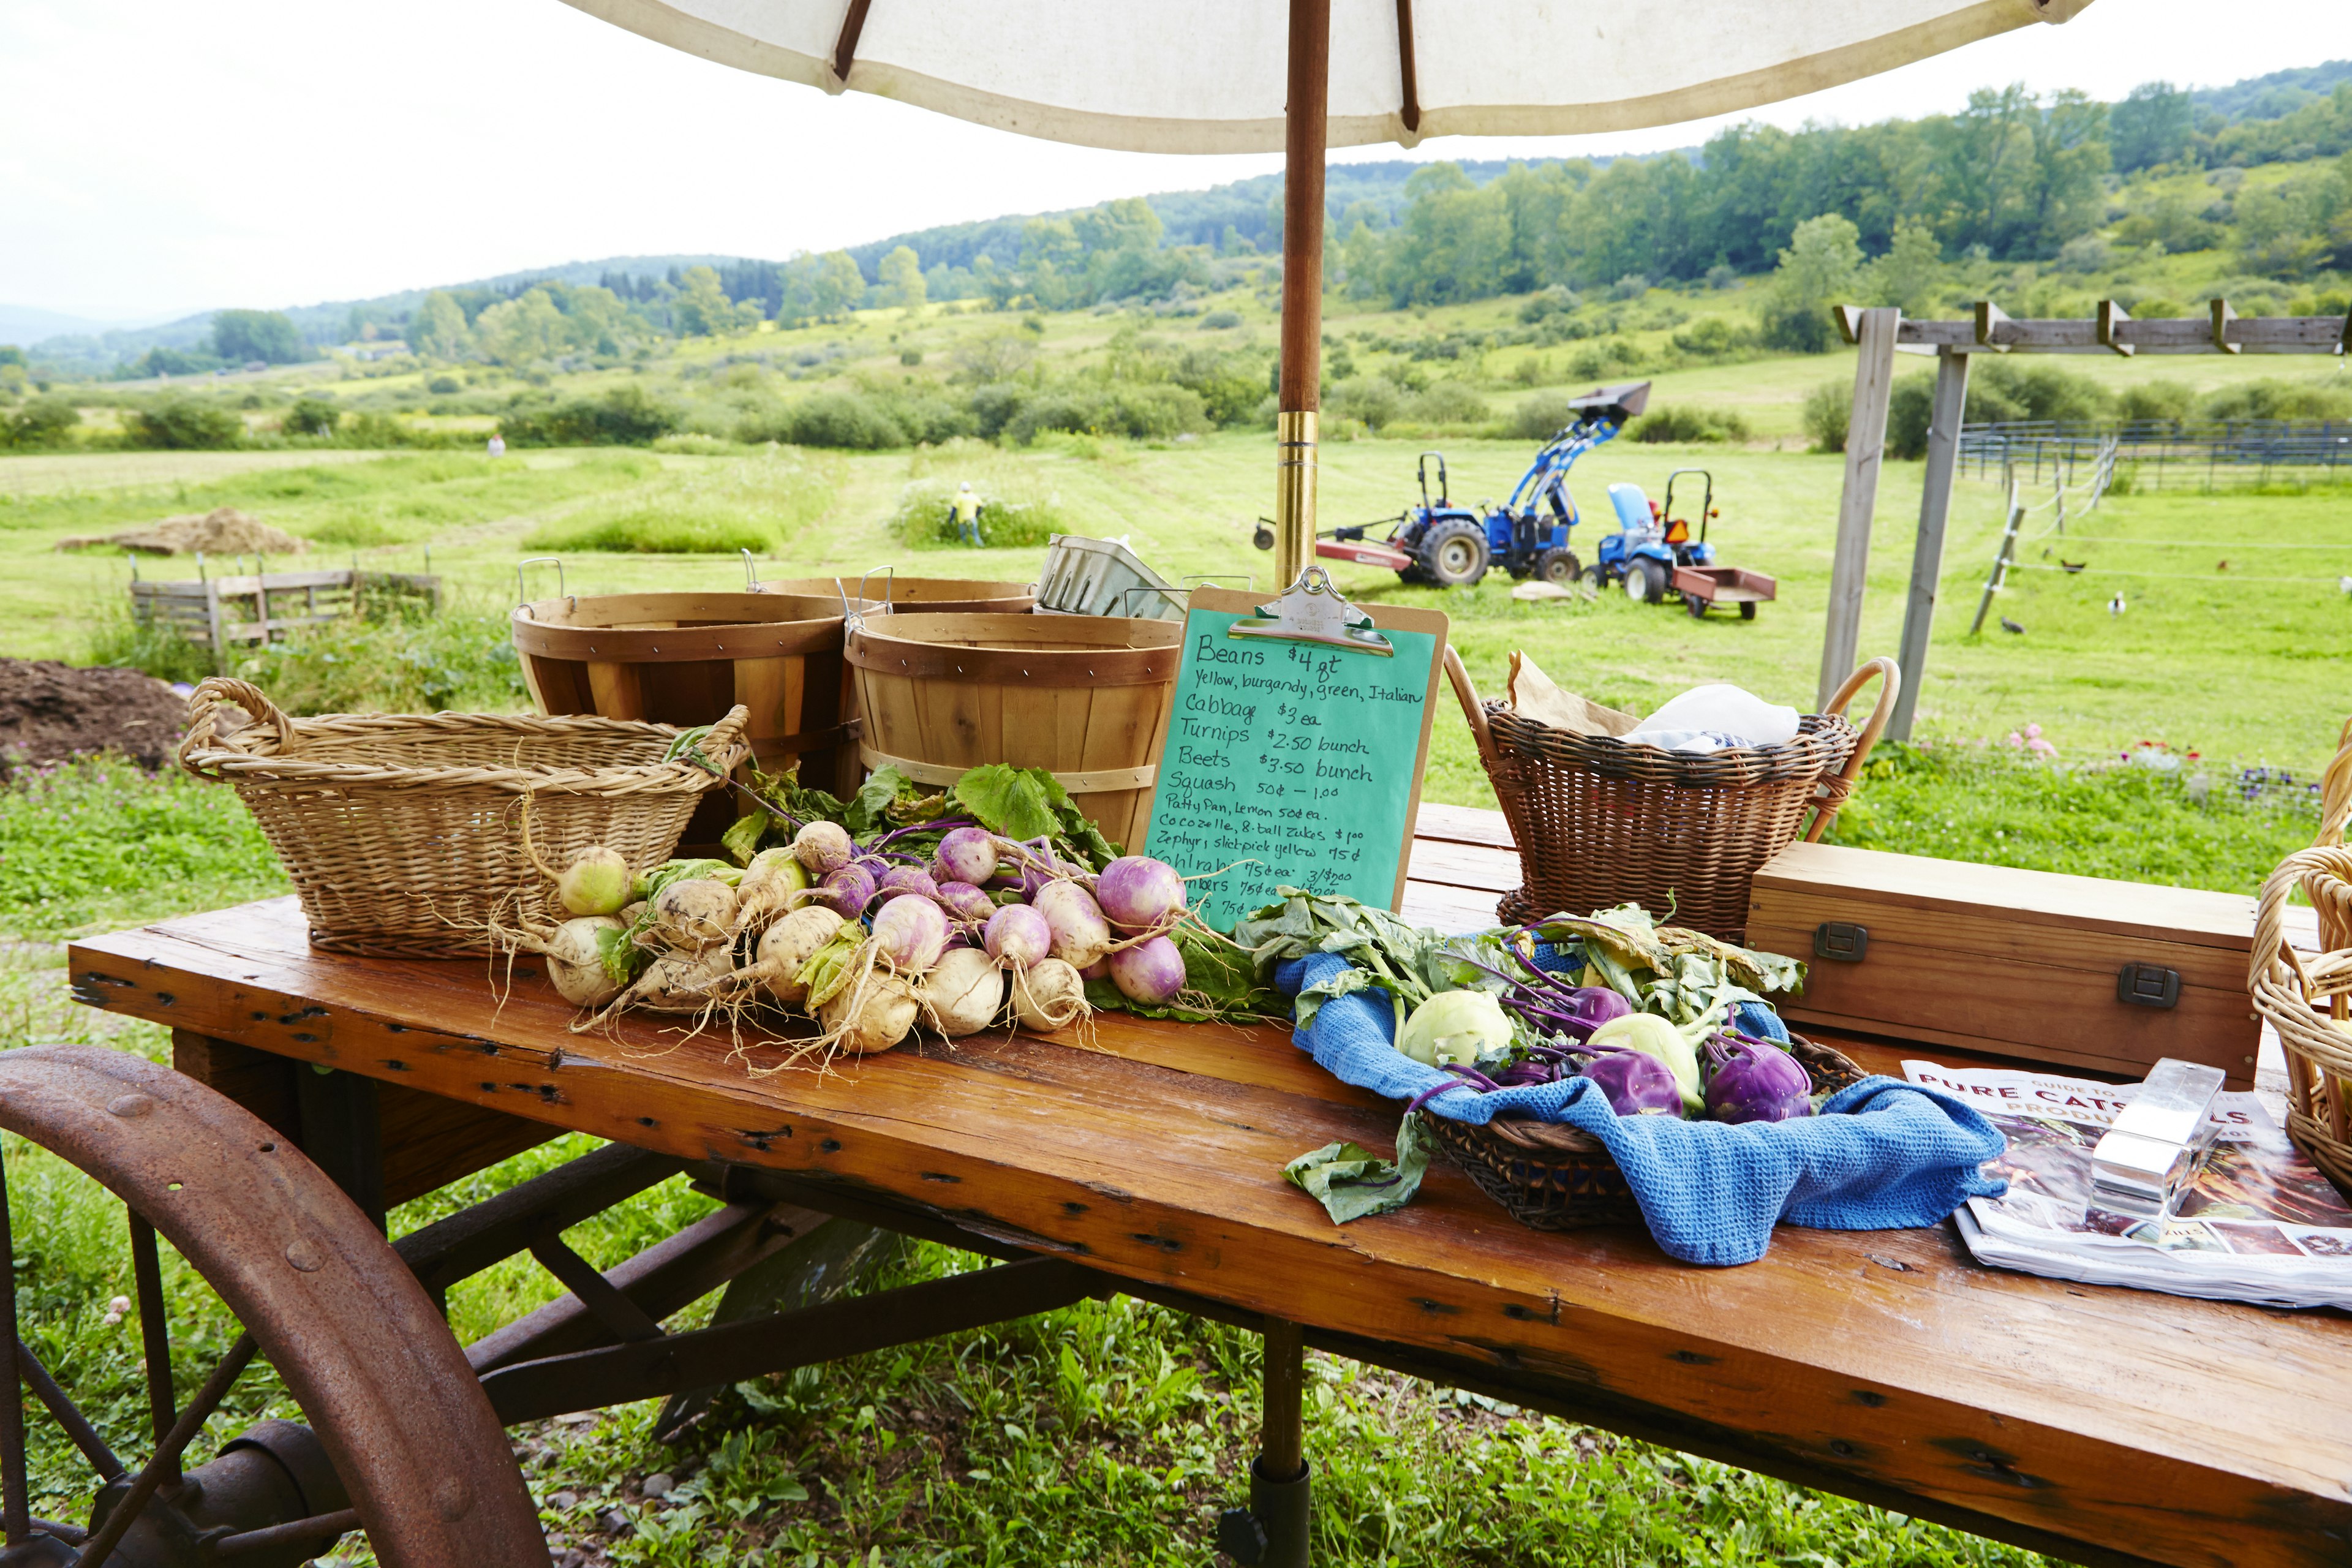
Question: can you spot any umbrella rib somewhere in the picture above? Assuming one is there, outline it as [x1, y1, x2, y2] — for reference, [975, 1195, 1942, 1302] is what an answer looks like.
[833, 0, 873, 81]
[1395, 0, 1420, 132]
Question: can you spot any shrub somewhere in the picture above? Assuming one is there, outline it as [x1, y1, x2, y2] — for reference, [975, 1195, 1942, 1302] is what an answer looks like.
[1003, 383, 1208, 444]
[1668, 316, 1755, 361]
[2196, 378, 2352, 423]
[1965, 360, 2116, 426]
[1327, 377, 1403, 431]
[1567, 338, 1642, 380]
[284, 395, 339, 438]
[1508, 392, 1578, 440]
[1886, 377, 1934, 460]
[1400, 380, 1489, 426]
[1608, 274, 1650, 301]
[426, 375, 462, 394]
[4, 396, 81, 449]
[500, 384, 682, 447]
[126, 398, 243, 450]
[2119, 380, 2194, 426]
[1629, 405, 1752, 444]
[1197, 310, 1242, 330]
[885, 477, 1065, 549]
[1802, 382, 1850, 454]
[535, 508, 773, 553]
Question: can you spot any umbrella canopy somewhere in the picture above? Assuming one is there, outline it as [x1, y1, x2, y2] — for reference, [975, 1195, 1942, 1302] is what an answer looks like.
[565, 0, 2090, 153]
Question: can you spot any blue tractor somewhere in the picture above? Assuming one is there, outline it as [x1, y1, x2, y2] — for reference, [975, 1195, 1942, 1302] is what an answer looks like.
[1252, 381, 1651, 589]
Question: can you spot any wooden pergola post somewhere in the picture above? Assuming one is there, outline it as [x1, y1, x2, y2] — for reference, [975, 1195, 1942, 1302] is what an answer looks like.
[1887, 345, 1970, 741]
[1817, 306, 1900, 712]
[1272, 0, 1331, 591]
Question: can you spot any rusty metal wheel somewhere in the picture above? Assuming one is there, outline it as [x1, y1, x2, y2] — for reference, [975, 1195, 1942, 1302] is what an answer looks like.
[0, 1045, 546, 1568]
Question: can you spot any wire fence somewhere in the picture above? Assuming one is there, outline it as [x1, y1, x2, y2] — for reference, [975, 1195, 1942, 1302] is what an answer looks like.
[1960, 419, 2352, 491]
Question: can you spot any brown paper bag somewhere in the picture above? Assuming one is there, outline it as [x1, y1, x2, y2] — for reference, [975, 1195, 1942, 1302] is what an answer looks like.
[1507, 652, 1638, 737]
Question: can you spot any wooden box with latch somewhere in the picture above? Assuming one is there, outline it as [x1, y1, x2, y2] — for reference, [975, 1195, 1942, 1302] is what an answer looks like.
[1746, 842, 2262, 1087]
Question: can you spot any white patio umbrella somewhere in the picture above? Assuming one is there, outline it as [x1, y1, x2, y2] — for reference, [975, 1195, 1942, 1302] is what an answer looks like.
[564, 0, 2094, 580]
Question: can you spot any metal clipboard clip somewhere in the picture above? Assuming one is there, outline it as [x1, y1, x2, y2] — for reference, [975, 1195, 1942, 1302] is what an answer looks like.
[1226, 565, 1393, 657]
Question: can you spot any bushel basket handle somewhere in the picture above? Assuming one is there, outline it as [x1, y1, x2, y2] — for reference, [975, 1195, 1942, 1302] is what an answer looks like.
[2250, 846, 2352, 1147]
[1442, 647, 1495, 767]
[2316, 715, 2352, 949]
[178, 677, 301, 778]
[1802, 656, 1900, 844]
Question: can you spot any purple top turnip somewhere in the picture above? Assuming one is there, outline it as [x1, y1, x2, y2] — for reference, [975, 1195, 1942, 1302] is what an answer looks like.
[1095, 856, 1186, 933]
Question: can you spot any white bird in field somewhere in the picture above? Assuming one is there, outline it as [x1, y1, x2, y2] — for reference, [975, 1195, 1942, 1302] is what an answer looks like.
[2108, 592, 2127, 616]
[2340, 575, 2352, 595]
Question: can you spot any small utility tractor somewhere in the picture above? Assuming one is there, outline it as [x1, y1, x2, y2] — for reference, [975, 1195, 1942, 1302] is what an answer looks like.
[1587, 467, 1776, 619]
[1251, 381, 1651, 588]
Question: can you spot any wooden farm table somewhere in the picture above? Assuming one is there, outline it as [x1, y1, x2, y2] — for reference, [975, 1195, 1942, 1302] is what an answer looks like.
[67, 805, 2352, 1568]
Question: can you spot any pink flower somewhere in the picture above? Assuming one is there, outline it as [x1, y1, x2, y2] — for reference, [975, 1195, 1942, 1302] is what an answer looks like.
[2022, 723, 2043, 739]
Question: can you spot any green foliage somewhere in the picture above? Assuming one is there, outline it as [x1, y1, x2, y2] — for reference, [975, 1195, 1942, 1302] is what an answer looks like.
[1667, 315, 1758, 363]
[876, 245, 927, 312]
[124, 398, 243, 450]
[2195, 376, 2352, 422]
[500, 384, 683, 447]
[282, 394, 339, 439]
[538, 509, 772, 553]
[527, 449, 834, 552]
[2113, 81, 2195, 173]
[1758, 215, 1862, 353]
[1628, 405, 1752, 445]
[1801, 382, 1850, 454]
[207, 309, 305, 365]
[405, 290, 472, 359]
[1395, 380, 1489, 428]
[1005, 382, 1210, 444]
[1965, 358, 2116, 426]
[2119, 380, 2195, 424]
[1332, 376, 1406, 432]
[885, 473, 1065, 549]
[3, 397, 81, 450]
[671, 266, 762, 338]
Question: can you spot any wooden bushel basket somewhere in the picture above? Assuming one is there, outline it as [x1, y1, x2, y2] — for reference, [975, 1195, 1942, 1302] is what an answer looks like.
[1444, 653, 1897, 941]
[755, 576, 1037, 615]
[844, 612, 1182, 851]
[513, 591, 861, 798]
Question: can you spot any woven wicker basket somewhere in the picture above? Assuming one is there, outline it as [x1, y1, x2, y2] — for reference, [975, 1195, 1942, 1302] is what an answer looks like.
[1442, 652, 1897, 940]
[2249, 717, 2352, 1194]
[177, 678, 748, 958]
[1423, 1034, 1868, 1230]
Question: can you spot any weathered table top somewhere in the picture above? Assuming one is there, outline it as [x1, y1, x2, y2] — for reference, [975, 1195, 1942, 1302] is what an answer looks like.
[67, 806, 2351, 1568]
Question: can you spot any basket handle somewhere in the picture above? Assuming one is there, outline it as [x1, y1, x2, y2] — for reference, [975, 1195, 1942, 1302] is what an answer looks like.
[699, 704, 755, 775]
[2253, 846, 2352, 1136]
[178, 677, 300, 777]
[1443, 647, 1495, 767]
[1802, 656, 1901, 843]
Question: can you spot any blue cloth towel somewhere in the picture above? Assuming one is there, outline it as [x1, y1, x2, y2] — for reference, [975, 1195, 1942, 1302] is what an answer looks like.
[1278, 954, 2007, 1265]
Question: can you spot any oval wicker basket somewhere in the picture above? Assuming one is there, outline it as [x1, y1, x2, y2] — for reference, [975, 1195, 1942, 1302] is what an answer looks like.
[2252, 857, 2352, 1196]
[176, 678, 748, 958]
[1444, 652, 1896, 941]
[1422, 1034, 1869, 1230]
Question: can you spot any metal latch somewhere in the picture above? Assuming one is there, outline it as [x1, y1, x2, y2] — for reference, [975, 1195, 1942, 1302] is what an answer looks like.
[1813, 922, 1869, 962]
[2116, 963, 2182, 1009]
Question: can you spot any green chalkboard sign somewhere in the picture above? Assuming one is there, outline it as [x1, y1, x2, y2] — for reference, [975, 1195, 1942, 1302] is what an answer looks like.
[1141, 587, 1450, 930]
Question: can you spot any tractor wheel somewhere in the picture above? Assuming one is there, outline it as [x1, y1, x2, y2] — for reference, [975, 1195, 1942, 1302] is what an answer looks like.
[1580, 564, 1609, 592]
[1740, 601, 1757, 620]
[1624, 559, 1667, 604]
[1684, 592, 1709, 618]
[1420, 520, 1489, 588]
[1536, 549, 1581, 587]
[0, 1044, 546, 1568]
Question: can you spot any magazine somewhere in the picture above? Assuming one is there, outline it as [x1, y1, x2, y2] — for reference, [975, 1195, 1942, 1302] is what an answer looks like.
[1904, 1059, 2352, 1310]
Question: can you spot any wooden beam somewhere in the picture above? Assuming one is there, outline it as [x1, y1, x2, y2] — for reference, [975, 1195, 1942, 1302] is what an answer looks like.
[1973, 301, 2011, 352]
[831, 0, 873, 81]
[1888, 349, 1970, 743]
[2096, 300, 2133, 356]
[1820, 306, 1900, 713]
[1393, 0, 1420, 134]
[1273, 0, 1332, 590]
[2210, 296, 2238, 353]
[1833, 304, 1864, 345]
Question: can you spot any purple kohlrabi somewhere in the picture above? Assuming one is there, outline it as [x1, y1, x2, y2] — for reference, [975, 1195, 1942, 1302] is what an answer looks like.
[1703, 1035, 1814, 1124]
[1578, 1048, 1684, 1118]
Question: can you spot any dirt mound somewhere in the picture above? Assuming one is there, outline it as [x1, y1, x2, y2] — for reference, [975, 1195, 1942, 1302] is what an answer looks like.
[58, 506, 309, 557]
[0, 660, 189, 774]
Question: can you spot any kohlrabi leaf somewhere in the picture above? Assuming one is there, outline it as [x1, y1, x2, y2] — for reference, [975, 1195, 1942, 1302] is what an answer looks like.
[720, 810, 771, 868]
[1281, 1113, 1429, 1224]
[844, 766, 910, 835]
[953, 764, 1060, 842]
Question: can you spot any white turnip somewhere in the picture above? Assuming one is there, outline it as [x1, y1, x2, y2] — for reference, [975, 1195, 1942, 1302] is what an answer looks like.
[875, 865, 941, 902]
[554, 846, 633, 918]
[620, 946, 737, 1014]
[731, 846, 811, 935]
[1033, 880, 1110, 970]
[1095, 856, 1186, 933]
[819, 967, 919, 1054]
[753, 905, 845, 1007]
[544, 916, 628, 1008]
[1107, 935, 1186, 1006]
[920, 948, 1005, 1038]
[647, 878, 738, 951]
[1011, 957, 1087, 1033]
[936, 881, 995, 926]
[793, 820, 854, 875]
[983, 903, 1052, 968]
[872, 894, 950, 973]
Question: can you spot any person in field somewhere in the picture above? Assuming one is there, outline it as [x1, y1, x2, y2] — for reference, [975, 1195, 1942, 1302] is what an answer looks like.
[949, 481, 984, 546]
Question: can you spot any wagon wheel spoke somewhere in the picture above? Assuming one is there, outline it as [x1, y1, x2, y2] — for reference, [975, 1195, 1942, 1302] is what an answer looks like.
[73, 1332, 258, 1567]
[0, 1151, 32, 1544]
[128, 1214, 183, 1484]
[17, 1337, 126, 1483]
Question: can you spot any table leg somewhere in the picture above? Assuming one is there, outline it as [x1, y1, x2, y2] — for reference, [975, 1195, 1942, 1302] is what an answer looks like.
[1219, 1315, 1313, 1567]
[295, 1066, 385, 1233]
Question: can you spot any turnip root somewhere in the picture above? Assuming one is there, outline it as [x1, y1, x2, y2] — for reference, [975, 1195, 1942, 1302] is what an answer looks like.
[1095, 856, 1186, 933]
[819, 967, 919, 1054]
[731, 847, 811, 935]
[1033, 880, 1110, 970]
[752, 905, 845, 1007]
[618, 946, 737, 1014]
[793, 820, 854, 876]
[554, 847, 633, 918]
[545, 916, 628, 1008]
[920, 948, 1005, 1038]
[648, 878, 738, 951]
[937, 881, 995, 927]
[816, 863, 876, 919]
[1107, 935, 1185, 1006]
[984, 904, 1052, 968]
[875, 865, 940, 903]
[872, 894, 950, 973]
[1011, 957, 1088, 1034]
[931, 826, 998, 887]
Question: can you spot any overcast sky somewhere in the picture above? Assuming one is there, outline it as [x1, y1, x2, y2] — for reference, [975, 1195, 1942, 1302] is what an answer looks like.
[2, 0, 2345, 324]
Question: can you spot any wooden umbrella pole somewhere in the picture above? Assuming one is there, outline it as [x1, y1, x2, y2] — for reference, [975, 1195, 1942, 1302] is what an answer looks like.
[1274, 0, 1331, 590]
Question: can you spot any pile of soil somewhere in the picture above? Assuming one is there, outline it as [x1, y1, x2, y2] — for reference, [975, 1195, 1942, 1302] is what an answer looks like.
[57, 506, 309, 557]
[0, 660, 189, 774]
